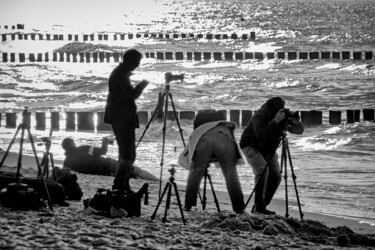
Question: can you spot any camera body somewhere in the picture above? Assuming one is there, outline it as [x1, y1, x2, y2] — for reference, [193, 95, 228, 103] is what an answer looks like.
[165, 72, 184, 84]
[284, 108, 299, 119]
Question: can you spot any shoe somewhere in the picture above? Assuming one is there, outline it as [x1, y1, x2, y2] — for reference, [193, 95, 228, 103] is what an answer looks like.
[253, 207, 276, 215]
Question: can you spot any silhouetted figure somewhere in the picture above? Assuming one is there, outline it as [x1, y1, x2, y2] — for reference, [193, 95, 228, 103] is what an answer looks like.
[179, 119, 246, 214]
[104, 49, 149, 193]
[240, 97, 304, 215]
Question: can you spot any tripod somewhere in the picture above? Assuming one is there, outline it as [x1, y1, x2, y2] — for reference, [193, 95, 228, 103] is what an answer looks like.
[151, 165, 187, 224]
[137, 72, 186, 223]
[245, 133, 303, 219]
[279, 136, 304, 219]
[38, 129, 57, 180]
[198, 164, 220, 212]
[0, 107, 53, 211]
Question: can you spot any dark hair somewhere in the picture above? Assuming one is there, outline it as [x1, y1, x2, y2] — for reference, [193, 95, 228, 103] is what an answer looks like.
[122, 49, 142, 69]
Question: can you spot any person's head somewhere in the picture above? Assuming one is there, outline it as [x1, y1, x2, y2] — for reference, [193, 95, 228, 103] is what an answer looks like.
[261, 96, 286, 118]
[61, 138, 76, 151]
[122, 49, 142, 71]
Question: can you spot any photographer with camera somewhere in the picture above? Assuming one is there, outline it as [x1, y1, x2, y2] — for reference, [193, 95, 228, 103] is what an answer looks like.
[179, 110, 246, 214]
[104, 49, 149, 194]
[240, 97, 304, 215]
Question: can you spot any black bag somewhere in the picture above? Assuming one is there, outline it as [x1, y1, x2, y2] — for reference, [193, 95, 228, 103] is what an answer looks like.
[0, 182, 44, 210]
[53, 167, 83, 201]
[83, 183, 148, 218]
[194, 109, 226, 129]
[0, 171, 68, 206]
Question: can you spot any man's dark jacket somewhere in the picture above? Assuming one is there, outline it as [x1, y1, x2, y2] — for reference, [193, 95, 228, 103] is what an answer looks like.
[240, 97, 303, 157]
[104, 63, 145, 127]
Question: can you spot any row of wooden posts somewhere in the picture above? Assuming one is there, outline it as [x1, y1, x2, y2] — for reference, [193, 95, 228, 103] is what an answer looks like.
[1, 109, 374, 132]
[2, 50, 374, 64]
[0, 32, 256, 42]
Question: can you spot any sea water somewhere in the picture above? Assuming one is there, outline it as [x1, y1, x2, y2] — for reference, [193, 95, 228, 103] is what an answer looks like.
[0, 0, 374, 228]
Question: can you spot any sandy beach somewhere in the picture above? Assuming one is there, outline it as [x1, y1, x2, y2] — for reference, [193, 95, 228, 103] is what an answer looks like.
[0, 151, 374, 249]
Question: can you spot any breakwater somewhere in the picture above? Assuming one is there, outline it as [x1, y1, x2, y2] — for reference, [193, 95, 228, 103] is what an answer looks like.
[1, 109, 374, 132]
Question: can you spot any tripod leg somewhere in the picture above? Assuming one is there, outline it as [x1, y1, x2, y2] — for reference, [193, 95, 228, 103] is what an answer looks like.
[207, 173, 221, 212]
[285, 141, 304, 220]
[50, 153, 57, 181]
[16, 125, 27, 180]
[151, 182, 170, 220]
[162, 183, 173, 223]
[38, 153, 48, 178]
[282, 141, 289, 218]
[168, 93, 185, 147]
[0, 125, 21, 168]
[27, 127, 53, 211]
[245, 151, 276, 208]
[202, 169, 207, 210]
[137, 92, 166, 148]
[172, 182, 187, 225]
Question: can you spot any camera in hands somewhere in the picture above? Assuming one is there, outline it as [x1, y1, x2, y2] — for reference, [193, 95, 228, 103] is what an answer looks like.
[284, 108, 299, 119]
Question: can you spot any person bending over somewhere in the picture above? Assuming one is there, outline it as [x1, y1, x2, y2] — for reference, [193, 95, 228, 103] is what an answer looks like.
[61, 137, 158, 181]
[239, 97, 304, 215]
[104, 49, 149, 193]
[179, 118, 246, 214]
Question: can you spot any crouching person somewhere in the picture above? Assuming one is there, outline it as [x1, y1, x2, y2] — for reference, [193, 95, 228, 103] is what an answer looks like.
[179, 111, 246, 214]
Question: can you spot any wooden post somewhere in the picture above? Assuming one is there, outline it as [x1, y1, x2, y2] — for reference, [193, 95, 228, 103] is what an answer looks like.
[77, 112, 94, 131]
[35, 112, 46, 130]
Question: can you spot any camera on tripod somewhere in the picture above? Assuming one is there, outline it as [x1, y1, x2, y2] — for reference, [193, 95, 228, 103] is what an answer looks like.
[165, 72, 184, 84]
[284, 108, 299, 119]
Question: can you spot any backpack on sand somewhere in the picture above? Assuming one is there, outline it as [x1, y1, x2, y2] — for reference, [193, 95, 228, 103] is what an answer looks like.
[83, 183, 148, 218]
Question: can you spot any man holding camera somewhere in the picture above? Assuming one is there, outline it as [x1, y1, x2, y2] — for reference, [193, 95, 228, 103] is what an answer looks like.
[240, 97, 304, 215]
[104, 49, 149, 193]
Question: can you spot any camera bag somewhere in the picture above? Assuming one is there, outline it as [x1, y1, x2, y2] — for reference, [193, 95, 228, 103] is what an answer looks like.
[83, 183, 149, 218]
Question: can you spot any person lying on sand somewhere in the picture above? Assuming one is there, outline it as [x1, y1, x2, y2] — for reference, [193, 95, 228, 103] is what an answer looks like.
[61, 137, 158, 181]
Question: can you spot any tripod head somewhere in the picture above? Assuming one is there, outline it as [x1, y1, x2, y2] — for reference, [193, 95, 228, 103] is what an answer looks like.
[37, 128, 53, 151]
[168, 164, 177, 176]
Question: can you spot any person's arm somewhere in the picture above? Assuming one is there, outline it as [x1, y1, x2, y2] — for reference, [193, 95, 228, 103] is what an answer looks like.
[91, 137, 109, 157]
[287, 117, 304, 135]
[253, 110, 283, 145]
[133, 80, 149, 99]
[109, 70, 136, 107]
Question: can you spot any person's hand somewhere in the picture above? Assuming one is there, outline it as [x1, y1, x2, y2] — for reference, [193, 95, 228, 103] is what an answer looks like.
[274, 109, 285, 123]
[288, 117, 300, 125]
[102, 137, 110, 145]
[139, 80, 149, 88]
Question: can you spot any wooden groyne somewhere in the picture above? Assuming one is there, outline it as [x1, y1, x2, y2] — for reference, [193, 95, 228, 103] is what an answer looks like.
[1, 51, 374, 63]
[1, 109, 373, 132]
[0, 32, 256, 42]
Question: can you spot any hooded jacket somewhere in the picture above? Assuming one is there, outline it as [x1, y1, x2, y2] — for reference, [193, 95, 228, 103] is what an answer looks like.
[239, 97, 303, 157]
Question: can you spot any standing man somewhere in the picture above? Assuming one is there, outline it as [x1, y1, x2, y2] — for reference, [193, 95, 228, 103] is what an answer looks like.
[104, 49, 149, 193]
[240, 97, 304, 215]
